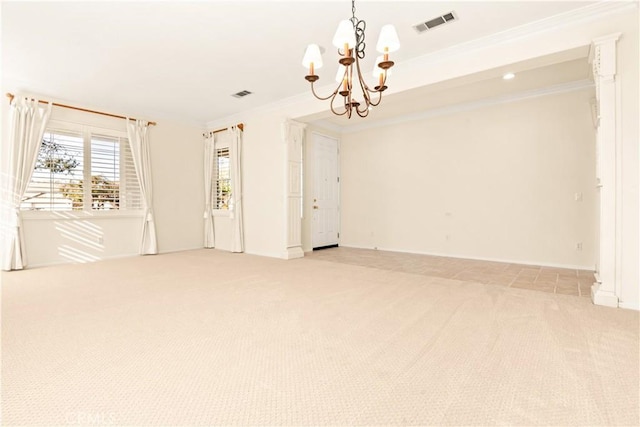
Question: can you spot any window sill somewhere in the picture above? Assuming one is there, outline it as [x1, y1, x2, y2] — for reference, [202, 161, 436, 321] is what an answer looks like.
[21, 210, 145, 221]
[212, 210, 231, 218]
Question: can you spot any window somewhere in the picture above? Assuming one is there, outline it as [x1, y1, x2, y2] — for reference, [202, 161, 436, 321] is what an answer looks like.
[21, 124, 141, 212]
[90, 135, 141, 210]
[215, 147, 231, 210]
[23, 130, 84, 211]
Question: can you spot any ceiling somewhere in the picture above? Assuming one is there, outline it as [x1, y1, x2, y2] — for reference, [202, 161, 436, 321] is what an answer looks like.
[2, 1, 597, 126]
[305, 48, 593, 131]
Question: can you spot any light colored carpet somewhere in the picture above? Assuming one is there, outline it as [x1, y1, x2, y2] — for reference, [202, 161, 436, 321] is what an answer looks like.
[2, 249, 638, 426]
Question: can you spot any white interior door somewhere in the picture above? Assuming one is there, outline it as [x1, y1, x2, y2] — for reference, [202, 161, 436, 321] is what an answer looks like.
[312, 133, 339, 249]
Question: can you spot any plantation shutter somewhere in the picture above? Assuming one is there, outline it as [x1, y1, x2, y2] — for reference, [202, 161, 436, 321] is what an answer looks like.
[90, 135, 141, 210]
[122, 140, 142, 210]
[21, 130, 84, 211]
[215, 147, 230, 210]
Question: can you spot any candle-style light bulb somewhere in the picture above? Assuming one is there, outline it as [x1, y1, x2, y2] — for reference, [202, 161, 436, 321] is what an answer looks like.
[376, 24, 400, 56]
[302, 44, 323, 75]
[333, 20, 356, 51]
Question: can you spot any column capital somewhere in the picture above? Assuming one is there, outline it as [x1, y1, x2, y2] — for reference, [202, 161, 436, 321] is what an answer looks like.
[589, 32, 621, 79]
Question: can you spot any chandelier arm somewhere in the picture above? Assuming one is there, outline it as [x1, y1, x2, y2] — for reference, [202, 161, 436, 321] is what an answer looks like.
[356, 96, 369, 115]
[344, 93, 352, 119]
[355, 105, 369, 117]
[310, 81, 340, 101]
[368, 90, 383, 107]
[357, 54, 377, 95]
[329, 91, 349, 116]
[353, 55, 374, 111]
[365, 74, 384, 108]
[346, 64, 355, 118]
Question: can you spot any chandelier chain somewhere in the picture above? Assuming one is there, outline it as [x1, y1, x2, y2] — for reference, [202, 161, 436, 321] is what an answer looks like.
[354, 20, 366, 59]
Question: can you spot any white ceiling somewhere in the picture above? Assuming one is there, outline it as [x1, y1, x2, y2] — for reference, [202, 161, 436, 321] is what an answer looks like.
[305, 47, 593, 131]
[2, 1, 597, 126]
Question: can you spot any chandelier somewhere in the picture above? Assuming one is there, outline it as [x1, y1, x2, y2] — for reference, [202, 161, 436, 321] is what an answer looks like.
[302, 0, 400, 118]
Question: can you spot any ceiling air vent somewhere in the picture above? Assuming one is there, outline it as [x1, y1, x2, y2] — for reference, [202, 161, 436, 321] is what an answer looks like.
[413, 11, 457, 33]
[231, 90, 252, 98]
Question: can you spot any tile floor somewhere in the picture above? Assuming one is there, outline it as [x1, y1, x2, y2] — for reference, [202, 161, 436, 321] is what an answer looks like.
[308, 247, 594, 297]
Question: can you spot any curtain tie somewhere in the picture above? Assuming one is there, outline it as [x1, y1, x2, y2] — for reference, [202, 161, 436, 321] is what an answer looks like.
[145, 209, 154, 222]
[203, 204, 212, 219]
[11, 207, 22, 227]
[228, 198, 235, 219]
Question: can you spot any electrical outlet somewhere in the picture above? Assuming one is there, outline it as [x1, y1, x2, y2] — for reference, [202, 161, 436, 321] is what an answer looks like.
[574, 192, 583, 202]
[576, 242, 583, 251]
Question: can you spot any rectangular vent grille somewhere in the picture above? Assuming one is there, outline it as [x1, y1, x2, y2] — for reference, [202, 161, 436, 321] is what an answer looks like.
[414, 11, 456, 33]
[231, 90, 252, 98]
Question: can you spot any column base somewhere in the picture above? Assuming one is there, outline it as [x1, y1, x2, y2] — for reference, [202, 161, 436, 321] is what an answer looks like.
[591, 283, 619, 307]
[282, 247, 304, 260]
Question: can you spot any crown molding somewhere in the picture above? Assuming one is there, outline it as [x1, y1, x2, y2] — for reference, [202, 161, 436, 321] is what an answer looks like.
[339, 79, 595, 134]
[403, 1, 637, 70]
[306, 119, 343, 134]
[205, 89, 322, 130]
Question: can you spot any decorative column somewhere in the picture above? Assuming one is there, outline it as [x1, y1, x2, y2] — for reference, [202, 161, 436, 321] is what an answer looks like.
[282, 120, 307, 259]
[589, 33, 621, 307]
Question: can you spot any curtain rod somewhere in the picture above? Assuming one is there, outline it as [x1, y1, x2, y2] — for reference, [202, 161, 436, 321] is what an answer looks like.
[5, 93, 157, 126]
[203, 123, 244, 138]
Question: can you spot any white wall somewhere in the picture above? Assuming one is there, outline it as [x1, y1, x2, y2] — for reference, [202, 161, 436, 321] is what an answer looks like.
[339, 89, 596, 269]
[616, 21, 639, 309]
[211, 112, 287, 259]
[1, 101, 204, 267]
[206, 115, 335, 259]
[149, 117, 204, 255]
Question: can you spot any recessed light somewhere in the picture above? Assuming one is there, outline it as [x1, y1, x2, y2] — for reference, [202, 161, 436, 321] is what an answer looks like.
[503, 72, 515, 80]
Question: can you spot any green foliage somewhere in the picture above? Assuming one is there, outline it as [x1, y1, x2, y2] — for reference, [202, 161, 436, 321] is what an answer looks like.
[219, 181, 231, 209]
[35, 137, 120, 210]
[36, 138, 79, 174]
[60, 175, 120, 210]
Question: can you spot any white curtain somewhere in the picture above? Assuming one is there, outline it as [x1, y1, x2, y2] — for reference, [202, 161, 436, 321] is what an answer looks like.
[203, 133, 215, 248]
[2, 97, 52, 271]
[228, 126, 244, 253]
[126, 119, 158, 255]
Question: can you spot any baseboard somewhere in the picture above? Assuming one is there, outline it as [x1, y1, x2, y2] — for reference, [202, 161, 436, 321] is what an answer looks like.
[27, 252, 139, 269]
[157, 245, 203, 255]
[244, 249, 286, 259]
[27, 245, 206, 269]
[162, 246, 280, 258]
[618, 300, 640, 311]
[338, 244, 595, 271]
